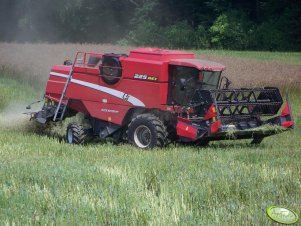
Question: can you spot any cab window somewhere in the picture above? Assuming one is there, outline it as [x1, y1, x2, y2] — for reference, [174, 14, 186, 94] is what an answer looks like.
[200, 71, 221, 89]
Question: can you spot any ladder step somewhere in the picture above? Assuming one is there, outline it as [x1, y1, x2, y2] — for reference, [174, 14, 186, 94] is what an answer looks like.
[53, 53, 79, 122]
[53, 69, 73, 121]
[59, 99, 69, 121]
[53, 99, 69, 121]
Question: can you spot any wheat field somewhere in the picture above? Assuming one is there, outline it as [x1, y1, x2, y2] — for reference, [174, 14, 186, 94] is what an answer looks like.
[0, 43, 300, 90]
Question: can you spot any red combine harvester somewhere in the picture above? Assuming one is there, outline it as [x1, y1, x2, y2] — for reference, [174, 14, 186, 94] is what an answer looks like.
[28, 48, 294, 148]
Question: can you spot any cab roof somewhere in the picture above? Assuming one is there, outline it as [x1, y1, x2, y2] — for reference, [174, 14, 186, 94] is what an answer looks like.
[129, 48, 195, 61]
[169, 59, 226, 71]
[129, 48, 225, 71]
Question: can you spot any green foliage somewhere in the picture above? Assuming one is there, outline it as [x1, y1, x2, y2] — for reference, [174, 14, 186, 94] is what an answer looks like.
[121, 20, 210, 49]
[250, 22, 286, 51]
[122, 20, 165, 47]
[165, 21, 209, 49]
[0, 74, 39, 110]
[165, 21, 195, 48]
[209, 10, 250, 50]
[0, 0, 300, 54]
[195, 25, 210, 49]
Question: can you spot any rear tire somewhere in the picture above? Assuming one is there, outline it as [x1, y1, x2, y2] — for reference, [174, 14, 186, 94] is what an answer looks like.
[66, 123, 87, 144]
[127, 113, 167, 149]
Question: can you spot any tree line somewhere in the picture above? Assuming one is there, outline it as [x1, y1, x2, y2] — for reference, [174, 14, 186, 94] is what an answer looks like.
[0, 0, 300, 51]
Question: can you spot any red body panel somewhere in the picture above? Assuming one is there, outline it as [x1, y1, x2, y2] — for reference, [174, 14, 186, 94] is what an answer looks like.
[210, 120, 221, 134]
[45, 48, 207, 125]
[176, 121, 198, 140]
[280, 98, 294, 129]
[281, 102, 290, 117]
[129, 48, 195, 61]
[82, 101, 130, 125]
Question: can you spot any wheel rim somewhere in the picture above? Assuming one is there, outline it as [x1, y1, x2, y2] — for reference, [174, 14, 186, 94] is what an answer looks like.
[67, 128, 73, 143]
[134, 125, 152, 148]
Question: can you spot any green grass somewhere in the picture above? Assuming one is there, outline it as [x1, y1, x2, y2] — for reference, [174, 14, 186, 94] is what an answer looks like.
[0, 74, 301, 225]
[0, 74, 41, 109]
[194, 49, 301, 65]
[0, 126, 300, 225]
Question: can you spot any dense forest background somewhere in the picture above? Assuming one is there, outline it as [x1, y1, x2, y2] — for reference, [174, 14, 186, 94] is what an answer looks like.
[0, 0, 300, 51]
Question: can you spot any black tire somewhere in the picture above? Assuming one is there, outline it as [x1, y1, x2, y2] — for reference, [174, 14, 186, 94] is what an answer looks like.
[127, 113, 168, 149]
[66, 123, 87, 144]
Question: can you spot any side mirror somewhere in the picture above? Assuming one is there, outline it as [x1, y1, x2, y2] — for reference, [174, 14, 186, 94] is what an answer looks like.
[219, 76, 232, 89]
[225, 77, 231, 89]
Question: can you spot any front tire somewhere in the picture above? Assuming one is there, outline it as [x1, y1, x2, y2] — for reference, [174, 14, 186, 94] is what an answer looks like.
[66, 123, 87, 144]
[127, 113, 167, 149]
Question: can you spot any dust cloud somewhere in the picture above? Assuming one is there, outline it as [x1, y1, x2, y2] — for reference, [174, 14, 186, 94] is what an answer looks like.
[0, 102, 32, 129]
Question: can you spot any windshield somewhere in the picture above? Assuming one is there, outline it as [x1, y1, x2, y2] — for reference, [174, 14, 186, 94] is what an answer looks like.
[200, 71, 221, 89]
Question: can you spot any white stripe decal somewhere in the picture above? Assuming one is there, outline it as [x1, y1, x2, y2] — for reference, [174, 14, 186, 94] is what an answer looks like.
[50, 72, 145, 107]
[50, 72, 69, 78]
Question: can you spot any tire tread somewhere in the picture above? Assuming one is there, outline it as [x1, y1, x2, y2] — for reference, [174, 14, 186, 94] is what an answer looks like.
[67, 123, 87, 145]
[127, 113, 168, 148]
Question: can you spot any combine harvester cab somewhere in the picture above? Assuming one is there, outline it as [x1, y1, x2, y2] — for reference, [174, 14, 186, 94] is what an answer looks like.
[28, 48, 294, 148]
